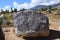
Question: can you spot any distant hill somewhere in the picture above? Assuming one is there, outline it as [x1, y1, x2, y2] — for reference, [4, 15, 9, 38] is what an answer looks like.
[30, 3, 60, 10]
[30, 5, 48, 10]
[53, 3, 60, 9]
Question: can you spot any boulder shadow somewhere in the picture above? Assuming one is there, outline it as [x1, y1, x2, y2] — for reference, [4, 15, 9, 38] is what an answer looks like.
[0, 27, 5, 40]
[25, 29, 60, 40]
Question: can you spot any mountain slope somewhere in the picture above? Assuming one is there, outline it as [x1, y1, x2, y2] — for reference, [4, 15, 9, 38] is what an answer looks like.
[30, 3, 60, 10]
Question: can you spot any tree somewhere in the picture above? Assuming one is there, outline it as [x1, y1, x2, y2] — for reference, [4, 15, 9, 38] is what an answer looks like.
[20, 8, 25, 11]
[5, 10, 9, 13]
[49, 6, 52, 9]
[1, 9, 5, 14]
[0, 9, 9, 14]
[22, 8, 25, 11]
[11, 7, 13, 13]
[14, 8, 17, 12]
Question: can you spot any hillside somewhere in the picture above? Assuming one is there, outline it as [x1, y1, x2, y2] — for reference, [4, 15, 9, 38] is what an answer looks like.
[30, 3, 60, 10]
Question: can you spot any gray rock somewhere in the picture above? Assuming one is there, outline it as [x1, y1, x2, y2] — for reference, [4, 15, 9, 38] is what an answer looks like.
[0, 17, 4, 25]
[14, 11, 49, 36]
[3, 20, 10, 26]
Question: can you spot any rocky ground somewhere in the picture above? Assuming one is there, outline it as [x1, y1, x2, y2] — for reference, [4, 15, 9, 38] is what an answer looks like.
[2, 19, 60, 40]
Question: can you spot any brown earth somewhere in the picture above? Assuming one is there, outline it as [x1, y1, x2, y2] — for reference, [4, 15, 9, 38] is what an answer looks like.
[2, 19, 60, 40]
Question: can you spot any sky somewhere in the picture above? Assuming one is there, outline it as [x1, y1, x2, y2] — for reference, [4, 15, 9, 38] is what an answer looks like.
[0, 0, 60, 11]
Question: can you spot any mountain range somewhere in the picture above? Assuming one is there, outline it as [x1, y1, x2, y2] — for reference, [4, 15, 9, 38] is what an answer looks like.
[30, 3, 60, 10]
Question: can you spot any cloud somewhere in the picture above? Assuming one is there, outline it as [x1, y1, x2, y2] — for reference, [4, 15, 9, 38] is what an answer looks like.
[0, 9, 1, 12]
[39, 0, 60, 5]
[13, 0, 60, 10]
[31, 0, 60, 5]
[0, 5, 11, 12]
[3, 5, 11, 12]
[1, 0, 60, 11]
[13, 1, 35, 10]
[14, 1, 28, 10]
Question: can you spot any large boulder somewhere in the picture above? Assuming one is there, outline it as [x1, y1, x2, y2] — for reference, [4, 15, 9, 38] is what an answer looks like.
[14, 11, 49, 37]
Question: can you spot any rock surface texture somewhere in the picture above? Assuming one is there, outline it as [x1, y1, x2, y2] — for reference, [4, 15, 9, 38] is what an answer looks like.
[14, 11, 49, 36]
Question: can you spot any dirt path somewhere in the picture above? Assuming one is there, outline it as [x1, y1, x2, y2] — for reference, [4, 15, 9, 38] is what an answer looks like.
[3, 27, 25, 40]
[49, 19, 60, 31]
